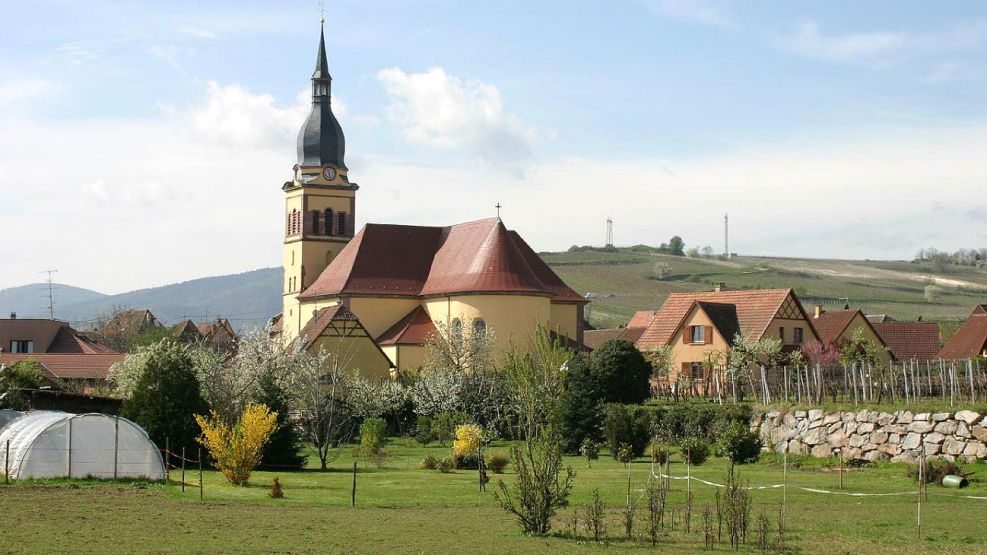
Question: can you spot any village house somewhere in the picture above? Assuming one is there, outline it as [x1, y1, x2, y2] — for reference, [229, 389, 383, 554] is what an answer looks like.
[631, 285, 821, 386]
[273, 28, 587, 376]
[873, 321, 941, 362]
[938, 306, 987, 359]
[810, 307, 893, 363]
[0, 313, 124, 389]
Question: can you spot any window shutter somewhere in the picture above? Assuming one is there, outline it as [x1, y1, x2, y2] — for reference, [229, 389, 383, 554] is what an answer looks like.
[683, 327, 691, 344]
[704, 326, 712, 344]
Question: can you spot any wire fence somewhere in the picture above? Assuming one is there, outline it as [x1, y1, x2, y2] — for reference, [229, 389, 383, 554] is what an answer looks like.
[658, 359, 987, 406]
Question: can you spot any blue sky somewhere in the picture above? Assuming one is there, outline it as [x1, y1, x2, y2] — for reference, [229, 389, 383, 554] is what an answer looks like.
[2, 0, 987, 293]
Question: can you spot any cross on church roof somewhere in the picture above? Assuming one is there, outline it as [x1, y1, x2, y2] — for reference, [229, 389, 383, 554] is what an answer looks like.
[495, 203, 502, 218]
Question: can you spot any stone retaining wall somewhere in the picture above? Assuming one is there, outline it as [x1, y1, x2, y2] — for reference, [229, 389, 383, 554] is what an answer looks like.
[752, 409, 987, 463]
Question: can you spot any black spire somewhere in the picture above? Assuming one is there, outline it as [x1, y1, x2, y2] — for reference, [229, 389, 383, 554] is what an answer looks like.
[296, 23, 346, 169]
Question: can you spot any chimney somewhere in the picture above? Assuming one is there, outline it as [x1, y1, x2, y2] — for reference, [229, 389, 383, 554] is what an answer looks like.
[714, 282, 726, 292]
[814, 305, 823, 319]
[9, 311, 16, 319]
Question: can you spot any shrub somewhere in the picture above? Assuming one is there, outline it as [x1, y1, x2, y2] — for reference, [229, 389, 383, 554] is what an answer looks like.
[649, 441, 669, 465]
[421, 454, 439, 470]
[649, 403, 753, 445]
[909, 459, 963, 485]
[603, 404, 652, 460]
[0, 361, 47, 410]
[716, 423, 762, 464]
[591, 340, 652, 404]
[360, 417, 389, 467]
[681, 438, 710, 465]
[269, 477, 283, 499]
[452, 423, 484, 459]
[453, 452, 481, 469]
[120, 340, 209, 455]
[196, 403, 278, 485]
[438, 457, 455, 473]
[415, 415, 434, 445]
[256, 372, 306, 470]
[431, 412, 469, 446]
[488, 453, 509, 473]
[580, 438, 600, 468]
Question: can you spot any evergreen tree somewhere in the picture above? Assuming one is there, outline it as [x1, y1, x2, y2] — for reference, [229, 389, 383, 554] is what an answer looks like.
[558, 355, 604, 454]
[120, 339, 209, 454]
[590, 339, 652, 404]
[256, 372, 307, 469]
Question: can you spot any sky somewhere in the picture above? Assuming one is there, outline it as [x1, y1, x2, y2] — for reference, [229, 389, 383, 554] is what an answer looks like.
[2, 0, 987, 294]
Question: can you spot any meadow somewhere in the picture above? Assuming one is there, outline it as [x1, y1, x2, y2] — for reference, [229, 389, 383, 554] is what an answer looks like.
[2, 438, 987, 554]
[543, 249, 987, 329]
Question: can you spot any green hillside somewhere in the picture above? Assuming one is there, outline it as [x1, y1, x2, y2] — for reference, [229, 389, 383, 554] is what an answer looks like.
[542, 248, 987, 331]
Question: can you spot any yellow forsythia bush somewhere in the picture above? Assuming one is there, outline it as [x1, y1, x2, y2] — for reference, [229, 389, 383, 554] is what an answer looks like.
[451, 423, 484, 459]
[196, 403, 277, 486]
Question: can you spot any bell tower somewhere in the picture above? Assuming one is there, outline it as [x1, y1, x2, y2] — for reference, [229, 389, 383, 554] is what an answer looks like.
[282, 19, 357, 339]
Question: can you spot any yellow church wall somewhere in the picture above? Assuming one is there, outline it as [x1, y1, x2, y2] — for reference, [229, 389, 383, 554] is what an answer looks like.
[381, 344, 428, 372]
[423, 294, 552, 355]
[549, 302, 579, 340]
[308, 334, 392, 379]
[348, 297, 422, 339]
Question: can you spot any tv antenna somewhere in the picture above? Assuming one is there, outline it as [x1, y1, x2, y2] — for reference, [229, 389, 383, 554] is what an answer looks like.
[39, 269, 58, 319]
[724, 213, 729, 257]
[605, 217, 614, 248]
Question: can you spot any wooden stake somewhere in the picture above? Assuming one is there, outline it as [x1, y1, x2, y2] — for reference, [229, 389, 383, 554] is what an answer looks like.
[165, 437, 170, 481]
[198, 448, 203, 502]
[181, 446, 186, 493]
[4, 439, 9, 485]
[351, 462, 357, 507]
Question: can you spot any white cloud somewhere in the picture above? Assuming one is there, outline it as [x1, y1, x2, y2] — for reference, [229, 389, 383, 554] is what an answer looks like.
[639, 0, 733, 28]
[376, 67, 540, 174]
[776, 21, 905, 64]
[0, 78, 53, 109]
[183, 81, 309, 147]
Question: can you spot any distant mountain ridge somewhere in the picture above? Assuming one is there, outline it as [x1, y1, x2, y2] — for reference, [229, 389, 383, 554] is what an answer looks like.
[0, 268, 282, 331]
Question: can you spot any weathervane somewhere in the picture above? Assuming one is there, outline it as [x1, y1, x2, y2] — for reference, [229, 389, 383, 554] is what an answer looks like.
[319, 0, 325, 25]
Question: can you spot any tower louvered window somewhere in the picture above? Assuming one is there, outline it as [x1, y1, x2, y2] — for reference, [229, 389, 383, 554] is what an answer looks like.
[337, 212, 347, 235]
[311, 210, 320, 234]
[324, 209, 334, 236]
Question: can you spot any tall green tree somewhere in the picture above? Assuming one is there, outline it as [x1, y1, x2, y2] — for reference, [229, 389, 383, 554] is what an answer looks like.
[668, 235, 685, 256]
[591, 339, 652, 404]
[557, 355, 603, 454]
[120, 340, 209, 454]
[256, 372, 307, 470]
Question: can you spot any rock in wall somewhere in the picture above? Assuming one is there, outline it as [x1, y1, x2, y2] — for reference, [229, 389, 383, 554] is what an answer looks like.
[751, 409, 987, 463]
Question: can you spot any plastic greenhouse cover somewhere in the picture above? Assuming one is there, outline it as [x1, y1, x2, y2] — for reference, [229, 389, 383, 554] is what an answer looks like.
[0, 411, 165, 480]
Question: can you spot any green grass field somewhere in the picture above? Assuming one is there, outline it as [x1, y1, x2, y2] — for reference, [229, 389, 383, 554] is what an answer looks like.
[542, 249, 987, 330]
[2, 439, 987, 554]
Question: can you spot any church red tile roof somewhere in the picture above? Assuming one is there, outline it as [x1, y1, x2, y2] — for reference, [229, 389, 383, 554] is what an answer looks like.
[627, 310, 658, 329]
[874, 322, 941, 362]
[636, 288, 812, 349]
[299, 218, 586, 303]
[377, 306, 437, 346]
[938, 314, 987, 360]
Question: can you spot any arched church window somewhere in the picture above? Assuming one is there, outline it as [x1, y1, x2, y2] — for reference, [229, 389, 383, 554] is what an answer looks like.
[472, 318, 486, 338]
[311, 210, 320, 235]
[324, 209, 334, 236]
[450, 318, 463, 343]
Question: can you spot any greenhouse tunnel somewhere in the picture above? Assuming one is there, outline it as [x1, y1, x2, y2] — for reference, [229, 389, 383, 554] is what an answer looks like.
[0, 411, 165, 480]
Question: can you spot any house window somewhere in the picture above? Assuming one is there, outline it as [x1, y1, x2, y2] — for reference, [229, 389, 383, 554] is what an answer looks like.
[794, 327, 804, 344]
[779, 327, 785, 342]
[10, 340, 34, 353]
[337, 212, 347, 235]
[690, 362, 703, 380]
[691, 325, 705, 344]
[324, 209, 334, 236]
[311, 210, 320, 234]
[473, 318, 486, 337]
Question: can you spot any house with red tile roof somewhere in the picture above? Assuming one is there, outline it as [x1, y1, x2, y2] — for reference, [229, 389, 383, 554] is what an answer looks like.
[633, 286, 820, 386]
[0, 315, 123, 387]
[939, 311, 987, 360]
[810, 308, 893, 363]
[873, 322, 941, 362]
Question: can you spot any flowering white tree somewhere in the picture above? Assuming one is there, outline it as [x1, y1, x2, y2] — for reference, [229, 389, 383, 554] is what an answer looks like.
[350, 374, 407, 419]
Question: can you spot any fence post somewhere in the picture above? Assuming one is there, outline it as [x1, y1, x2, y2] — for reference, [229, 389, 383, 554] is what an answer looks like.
[351, 462, 357, 507]
[198, 448, 203, 502]
[4, 439, 9, 485]
[181, 446, 186, 494]
[67, 416, 73, 478]
[113, 416, 119, 480]
[165, 437, 170, 481]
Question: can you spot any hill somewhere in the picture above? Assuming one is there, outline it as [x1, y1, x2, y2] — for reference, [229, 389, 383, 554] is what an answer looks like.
[3, 251, 985, 334]
[543, 249, 987, 330]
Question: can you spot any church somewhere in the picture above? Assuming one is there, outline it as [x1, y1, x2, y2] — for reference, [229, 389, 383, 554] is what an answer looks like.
[274, 25, 588, 377]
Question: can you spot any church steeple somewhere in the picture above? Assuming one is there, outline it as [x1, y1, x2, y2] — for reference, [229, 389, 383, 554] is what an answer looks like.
[297, 22, 346, 169]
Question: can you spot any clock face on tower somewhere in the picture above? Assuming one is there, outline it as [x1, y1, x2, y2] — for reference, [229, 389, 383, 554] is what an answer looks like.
[323, 167, 336, 180]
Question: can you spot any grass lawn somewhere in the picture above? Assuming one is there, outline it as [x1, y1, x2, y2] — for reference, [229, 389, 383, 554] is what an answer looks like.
[2, 439, 987, 554]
